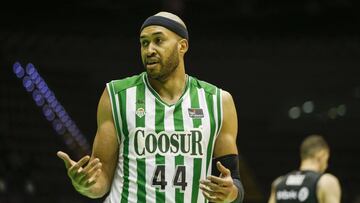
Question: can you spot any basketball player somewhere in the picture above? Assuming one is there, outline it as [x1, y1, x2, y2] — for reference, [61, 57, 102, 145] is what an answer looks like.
[268, 135, 341, 203]
[57, 11, 244, 203]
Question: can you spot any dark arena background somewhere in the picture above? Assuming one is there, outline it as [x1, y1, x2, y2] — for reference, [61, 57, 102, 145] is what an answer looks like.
[1, 0, 360, 202]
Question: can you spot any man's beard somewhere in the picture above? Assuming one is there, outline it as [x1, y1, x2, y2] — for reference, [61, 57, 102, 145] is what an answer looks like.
[146, 47, 179, 82]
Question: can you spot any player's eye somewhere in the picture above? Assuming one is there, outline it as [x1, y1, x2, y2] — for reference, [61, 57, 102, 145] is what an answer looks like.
[141, 40, 149, 47]
[155, 37, 163, 44]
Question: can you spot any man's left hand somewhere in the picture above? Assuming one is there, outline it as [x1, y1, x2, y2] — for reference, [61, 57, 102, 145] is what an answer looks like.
[200, 161, 238, 203]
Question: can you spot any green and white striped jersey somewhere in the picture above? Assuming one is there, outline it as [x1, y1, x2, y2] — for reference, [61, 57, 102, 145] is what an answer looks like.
[104, 72, 223, 203]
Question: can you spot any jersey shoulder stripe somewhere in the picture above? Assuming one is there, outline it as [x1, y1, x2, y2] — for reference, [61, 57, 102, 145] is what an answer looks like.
[190, 76, 218, 95]
[110, 72, 145, 93]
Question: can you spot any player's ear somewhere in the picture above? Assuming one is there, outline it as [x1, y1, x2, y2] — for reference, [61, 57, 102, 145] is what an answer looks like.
[178, 39, 188, 55]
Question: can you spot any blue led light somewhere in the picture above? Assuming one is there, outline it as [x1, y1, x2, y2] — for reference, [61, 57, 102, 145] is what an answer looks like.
[54, 104, 63, 113]
[30, 71, 39, 80]
[32, 90, 45, 106]
[57, 110, 66, 118]
[73, 129, 80, 136]
[42, 105, 55, 121]
[26, 63, 36, 75]
[44, 90, 53, 99]
[68, 124, 77, 134]
[39, 85, 49, 94]
[52, 119, 66, 135]
[37, 81, 46, 90]
[47, 95, 55, 104]
[60, 115, 69, 123]
[23, 76, 35, 92]
[14, 62, 90, 155]
[65, 120, 73, 128]
[34, 77, 42, 85]
[50, 100, 59, 109]
[13, 62, 25, 78]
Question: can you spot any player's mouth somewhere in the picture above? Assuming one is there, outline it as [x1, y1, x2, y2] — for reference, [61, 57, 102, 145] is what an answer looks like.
[146, 59, 160, 69]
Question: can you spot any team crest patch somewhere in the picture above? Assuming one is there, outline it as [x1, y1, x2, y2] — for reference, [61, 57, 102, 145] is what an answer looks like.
[136, 107, 146, 118]
[188, 108, 204, 118]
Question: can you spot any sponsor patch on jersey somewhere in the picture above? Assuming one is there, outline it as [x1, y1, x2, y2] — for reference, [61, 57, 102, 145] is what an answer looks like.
[136, 107, 146, 118]
[131, 128, 204, 158]
[286, 174, 305, 186]
[188, 108, 204, 118]
[277, 190, 297, 200]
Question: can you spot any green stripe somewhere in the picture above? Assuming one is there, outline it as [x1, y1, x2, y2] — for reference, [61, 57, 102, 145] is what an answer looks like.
[155, 99, 165, 203]
[190, 82, 202, 203]
[216, 88, 222, 135]
[205, 91, 216, 177]
[173, 102, 184, 131]
[119, 90, 130, 203]
[174, 103, 184, 203]
[136, 84, 146, 203]
[175, 156, 184, 202]
[190, 82, 202, 128]
[108, 83, 122, 142]
[155, 99, 165, 133]
[192, 158, 202, 203]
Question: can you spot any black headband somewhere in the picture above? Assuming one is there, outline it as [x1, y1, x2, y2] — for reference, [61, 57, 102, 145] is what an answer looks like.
[140, 16, 188, 40]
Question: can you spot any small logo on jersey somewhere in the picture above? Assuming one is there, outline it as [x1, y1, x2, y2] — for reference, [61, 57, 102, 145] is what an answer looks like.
[136, 108, 146, 118]
[188, 108, 204, 118]
[298, 187, 309, 202]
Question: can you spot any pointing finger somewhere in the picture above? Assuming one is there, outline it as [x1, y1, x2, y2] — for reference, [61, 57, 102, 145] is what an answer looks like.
[57, 151, 74, 169]
[217, 161, 231, 176]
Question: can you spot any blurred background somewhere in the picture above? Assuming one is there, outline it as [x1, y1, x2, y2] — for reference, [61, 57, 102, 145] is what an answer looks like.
[1, 0, 360, 202]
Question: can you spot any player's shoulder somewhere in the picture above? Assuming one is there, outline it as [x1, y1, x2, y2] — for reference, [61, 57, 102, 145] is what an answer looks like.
[189, 75, 220, 95]
[107, 72, 145, 93]
[317, 173, 341, 199]
[272, 175, 285, 188]
[318, 173, 340, 188]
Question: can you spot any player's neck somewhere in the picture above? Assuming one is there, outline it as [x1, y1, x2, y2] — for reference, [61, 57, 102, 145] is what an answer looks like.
[299, 159, 321, 172]
[148, 66, 187, 105]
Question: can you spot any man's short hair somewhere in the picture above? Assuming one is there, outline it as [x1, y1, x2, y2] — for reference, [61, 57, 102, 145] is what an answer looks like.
[300, 134, 329, 160]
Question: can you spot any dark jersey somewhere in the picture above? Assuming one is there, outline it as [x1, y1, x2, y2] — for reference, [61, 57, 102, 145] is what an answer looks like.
[275, 170, 323, 203]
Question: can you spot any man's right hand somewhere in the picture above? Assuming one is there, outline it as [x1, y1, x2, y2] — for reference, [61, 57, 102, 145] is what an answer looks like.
[57, 151, 102, 194]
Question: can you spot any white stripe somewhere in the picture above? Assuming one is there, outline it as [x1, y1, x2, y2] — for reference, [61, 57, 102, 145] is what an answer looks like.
[180, 92, 194, 202]
[126, 87, 138, 202]
[164, 106, 176, 203]
[145, 87, 156, 203]
[114, 87, 125, 154]
[196, 88, 209, 203]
